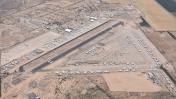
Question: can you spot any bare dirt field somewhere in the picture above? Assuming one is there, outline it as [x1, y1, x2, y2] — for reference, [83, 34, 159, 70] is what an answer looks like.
[103, 0, 176, 31]
[103, 72, 162, 92]
[102, 0, 131, 4]
[133, 0, 176, 31]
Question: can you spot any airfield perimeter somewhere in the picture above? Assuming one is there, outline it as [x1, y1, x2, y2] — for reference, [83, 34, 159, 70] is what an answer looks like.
[1, 0, 176, 99]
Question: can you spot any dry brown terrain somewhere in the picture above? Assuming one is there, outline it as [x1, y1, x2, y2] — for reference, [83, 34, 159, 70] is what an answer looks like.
[133, 0, 176, 31]
[103, 72, 162, 92]
[104, 0, 176, 31]
[1, 0, 176, 99]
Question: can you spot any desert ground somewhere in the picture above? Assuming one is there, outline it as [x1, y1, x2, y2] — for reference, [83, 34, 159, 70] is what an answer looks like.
[0, 0, 176, 99]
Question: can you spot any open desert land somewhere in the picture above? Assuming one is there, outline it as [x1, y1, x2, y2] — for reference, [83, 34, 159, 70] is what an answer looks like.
[1, 0, 176, 99]
[104, 0, 176, 31]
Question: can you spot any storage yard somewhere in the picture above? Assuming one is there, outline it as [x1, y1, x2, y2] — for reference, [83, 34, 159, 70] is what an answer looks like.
[0, 0, 176, 99]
